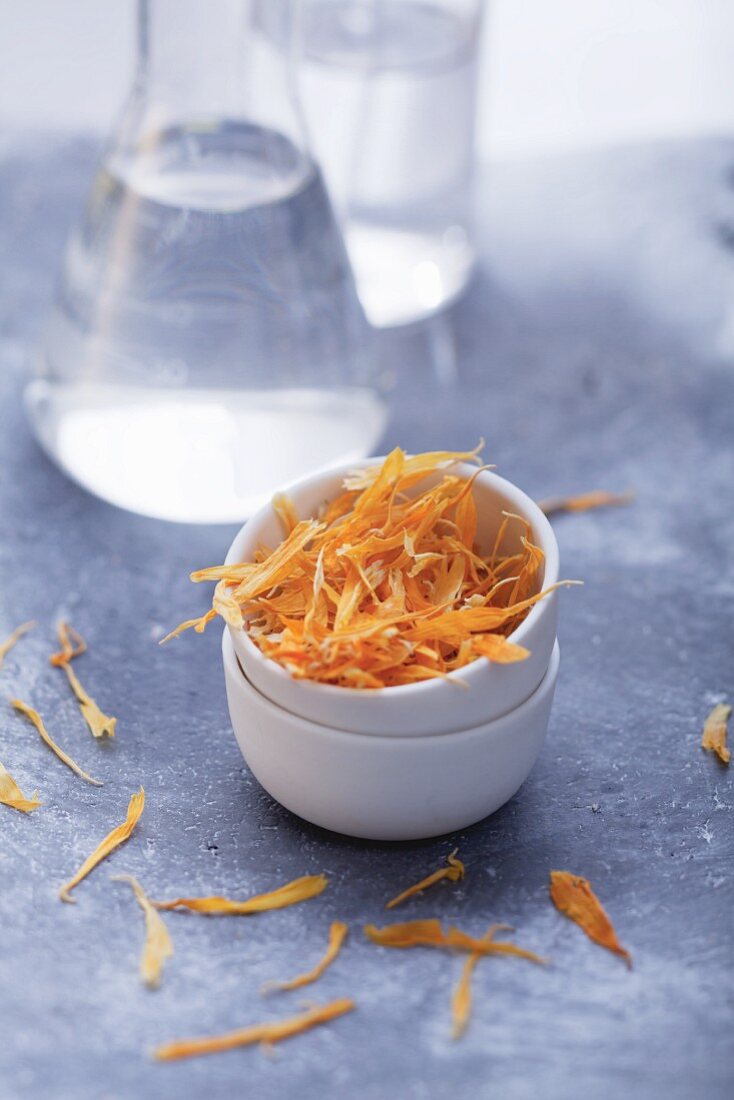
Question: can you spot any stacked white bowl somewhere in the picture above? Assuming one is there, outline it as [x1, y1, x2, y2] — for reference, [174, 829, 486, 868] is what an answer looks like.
[222, 461, 562, 841]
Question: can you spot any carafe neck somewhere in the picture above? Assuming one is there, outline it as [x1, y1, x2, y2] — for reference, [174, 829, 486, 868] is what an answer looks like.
[135, 0, 300, 132]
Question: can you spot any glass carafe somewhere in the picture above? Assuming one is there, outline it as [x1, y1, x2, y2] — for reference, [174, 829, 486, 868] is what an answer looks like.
[27, 0, 386, 523]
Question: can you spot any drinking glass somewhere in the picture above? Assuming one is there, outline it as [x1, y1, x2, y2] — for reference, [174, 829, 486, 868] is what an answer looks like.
[300, 0, 484, 327]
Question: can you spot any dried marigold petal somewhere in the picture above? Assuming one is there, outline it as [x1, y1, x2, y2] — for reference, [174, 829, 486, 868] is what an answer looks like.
[154, 997, 355, 1062]
[272, 492, 299, 535]
[451, 924, 505, 1040]
[364, 918, 445, 948]
[262, 921, 348, 994]
[549, 870, 631, 967]
[114, 875, 174, 988]
[12, 699, 102, 787]
[471, 635, 530, 664]
[49, 620, 86, 667]
[59, 788, 145, 903]
[539, 490, 634, 517]
[702, 703, 731, 765]
[386, 848, 465, 909]
[0, 762, 41, 813]
[368, 917, 545, 1039]
[62, 664, 117, 739]
[50, 622, 117, 738]
[160, 610, 217, 645]
[154, 873, 328, 915]
[343, 443, 484, 493]
[451, 952, 481, 1039]
[194, 520, 321, 596]
[445, 926, 545, 964]
[0, 620, 35, 668]
[365, 920, 546, 964]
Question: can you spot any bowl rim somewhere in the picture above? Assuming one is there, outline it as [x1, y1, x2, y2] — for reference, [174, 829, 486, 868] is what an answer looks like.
[224, 629, 561, 743]
[225, 458, 559, 700]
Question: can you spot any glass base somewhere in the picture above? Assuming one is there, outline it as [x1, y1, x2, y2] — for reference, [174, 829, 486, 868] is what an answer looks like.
[25, 381, 387, 524]
[345, 221, 475, 327]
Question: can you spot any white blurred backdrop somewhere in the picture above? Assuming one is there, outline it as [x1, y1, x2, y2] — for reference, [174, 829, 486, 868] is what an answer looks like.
[1, 0, 732, 158]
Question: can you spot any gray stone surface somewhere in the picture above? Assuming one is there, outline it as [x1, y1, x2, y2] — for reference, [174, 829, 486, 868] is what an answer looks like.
[0, 134, 732, 1100]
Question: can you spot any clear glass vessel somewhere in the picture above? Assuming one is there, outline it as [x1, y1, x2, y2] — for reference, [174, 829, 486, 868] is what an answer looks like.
[27, 0, 386, 523]
[300, 0, 483, 327]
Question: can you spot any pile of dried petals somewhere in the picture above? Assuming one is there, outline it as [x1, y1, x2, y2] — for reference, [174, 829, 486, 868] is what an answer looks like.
[167, 445, 576, 688]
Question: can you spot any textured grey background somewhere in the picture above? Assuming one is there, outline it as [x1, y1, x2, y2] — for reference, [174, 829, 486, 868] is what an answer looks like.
[0, 135, 732, 1100]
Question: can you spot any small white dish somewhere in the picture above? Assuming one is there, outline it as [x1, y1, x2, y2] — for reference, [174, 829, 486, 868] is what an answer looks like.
[225, 459, 560, 736]
[223, 630, 560, 841]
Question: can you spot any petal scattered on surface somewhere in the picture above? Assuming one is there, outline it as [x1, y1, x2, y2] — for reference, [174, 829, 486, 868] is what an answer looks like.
[154, 874, 328, 915]
[12, 698, 102, 786]
[153, 998, 355, 1062]
[549, 870, 632, 967]
[59, 788, 145, 903]
[365, 919, 546, 964]
[701, 703, 731, 765]
[0, 620, 35, 668]
[0, 762, 41, 813]
[50, 622, 117, 738]
[62, 664, 117, 740]
[114, 874, 173, 988]
[49, 620, 86, 667]
[262, 921, 348, 994]
[386, 849, 465, 909]
[451, 925, 500, 1040]
[539, 490, 634, 517]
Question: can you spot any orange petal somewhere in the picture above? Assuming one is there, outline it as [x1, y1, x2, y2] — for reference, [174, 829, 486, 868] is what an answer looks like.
[549, 870, 631, 967]
[153, 999, 355, 1062]
[701, 703, 731, 765]
[385, 849, 465, 909]
[539, 490, 634, 517]
[262, 921, 348, 993]
[155, 874, 327, 915]
[49, 620, 86, 667]
[114, 875, 174, 988]
[0, 762, 41, 813]
[0, 620, 35, 668]
[12, 699, 102, 786]
[59, 788, 144, 902]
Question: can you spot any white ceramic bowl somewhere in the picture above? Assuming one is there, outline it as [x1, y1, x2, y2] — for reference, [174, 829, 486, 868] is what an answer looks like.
[223, 630, 560, 841]
[224, 460, 559, 736]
